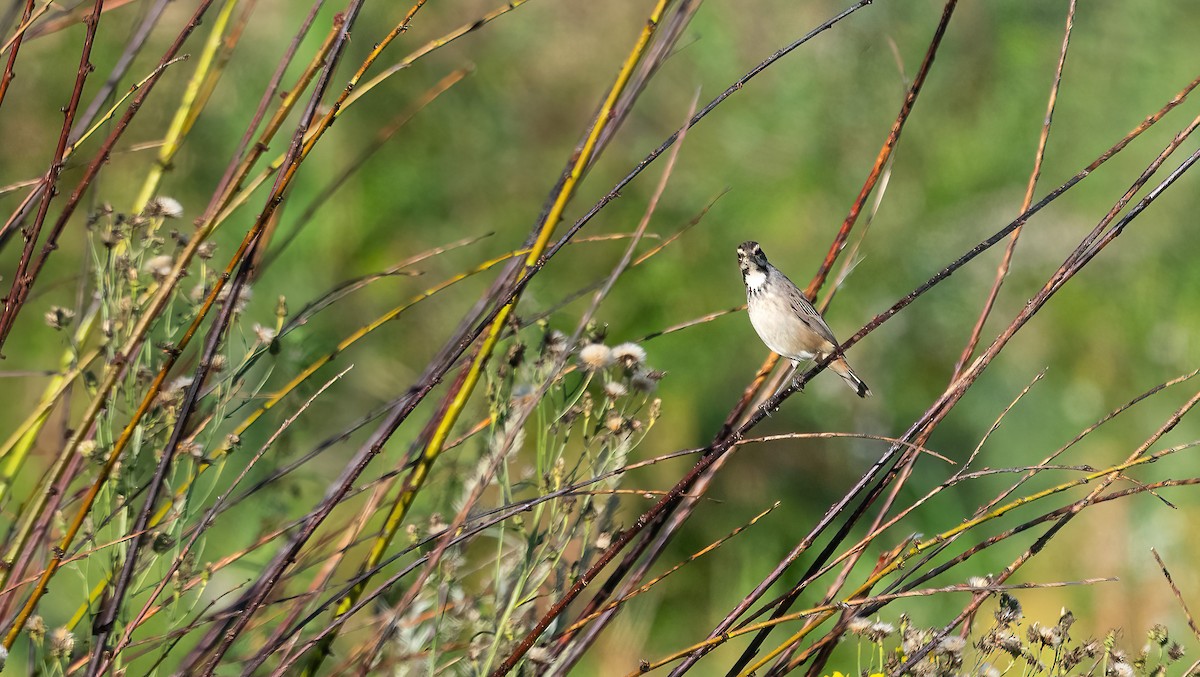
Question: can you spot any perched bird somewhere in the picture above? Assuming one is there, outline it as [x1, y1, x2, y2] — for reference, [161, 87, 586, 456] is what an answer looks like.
[736, 241, 870, 397]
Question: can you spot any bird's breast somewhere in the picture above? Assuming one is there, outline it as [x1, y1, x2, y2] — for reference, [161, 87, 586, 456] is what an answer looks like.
[747, 291, 830, 362]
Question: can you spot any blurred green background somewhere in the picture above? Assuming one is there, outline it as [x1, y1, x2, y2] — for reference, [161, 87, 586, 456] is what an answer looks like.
[2, 0, 1199, 672]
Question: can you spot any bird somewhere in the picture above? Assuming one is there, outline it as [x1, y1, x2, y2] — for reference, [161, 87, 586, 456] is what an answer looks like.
[736, 240, 871, 398]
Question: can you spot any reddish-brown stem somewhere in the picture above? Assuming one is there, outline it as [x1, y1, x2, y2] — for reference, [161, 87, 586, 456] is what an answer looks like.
[0, 0, 216, 354]
[0, 0, 104, 355]
[804, 0, 957, 300]
[0, 0, 35, 111]
[952, 0, 1077, 379]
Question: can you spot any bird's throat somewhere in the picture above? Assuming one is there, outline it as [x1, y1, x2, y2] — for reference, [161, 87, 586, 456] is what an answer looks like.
[744, 269, 767, 292]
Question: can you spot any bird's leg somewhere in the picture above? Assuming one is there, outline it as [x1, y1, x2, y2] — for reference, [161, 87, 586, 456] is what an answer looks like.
[784, 360, 805, 394]
[759, 361, 799, 417]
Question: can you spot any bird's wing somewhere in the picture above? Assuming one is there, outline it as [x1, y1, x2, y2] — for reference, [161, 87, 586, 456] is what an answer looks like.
[784, 283, 839, 345]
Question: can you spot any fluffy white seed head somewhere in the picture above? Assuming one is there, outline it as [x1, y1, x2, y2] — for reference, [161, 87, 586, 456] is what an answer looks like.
[578, 343, 613, 371]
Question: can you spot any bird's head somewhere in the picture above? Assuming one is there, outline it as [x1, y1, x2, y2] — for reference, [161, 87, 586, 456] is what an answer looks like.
[736, 241, 769, 275]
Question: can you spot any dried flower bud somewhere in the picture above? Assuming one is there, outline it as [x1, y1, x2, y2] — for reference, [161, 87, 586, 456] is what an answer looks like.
[648, 398, 662, 425]
[152, 531, 177, 553]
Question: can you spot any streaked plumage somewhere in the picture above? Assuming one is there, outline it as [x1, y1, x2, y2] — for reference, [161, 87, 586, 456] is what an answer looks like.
[736, 241, 870, 398]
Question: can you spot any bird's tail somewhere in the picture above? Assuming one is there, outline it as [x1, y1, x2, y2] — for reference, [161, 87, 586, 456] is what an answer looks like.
[829, 358, 871, 398]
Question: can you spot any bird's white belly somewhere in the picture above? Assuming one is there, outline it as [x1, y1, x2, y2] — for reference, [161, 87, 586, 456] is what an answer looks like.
[747, 295, 817, 362]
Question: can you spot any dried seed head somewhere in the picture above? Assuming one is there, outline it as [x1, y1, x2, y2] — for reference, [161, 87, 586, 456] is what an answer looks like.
[1111, 661, 1134, 677]
[937, 635, 967, 656]
[847, 617, 872, 636]
[49, 627, 74, 660]
[968, 575, 991, 589]
[179, 441, 204, 459]
[44, 305, 75, 330]
[544, 329, 569, 356]
[611, 342, 647, 369]
[144, 254, 174, 280]
[578, 343, 613, 371]
[77, 440, 97, 460]
[148, 196, 185, 219]
[511, 383, 537, 410]
[995, 630, 1022, 656]
[595, 532, 612, 550]
[996, 592, 1022, 624]
[631, 368, 660, 393]
[605, 413, 623, 433]
[197, 241, 217, 259]
[253, 323, 277, 344]
[28, 615, 46, 643]
[866, 621, 896, 643]
[1058, 608, 1075, 634]
[1168, 642, 1185, 661]
[604, 381, 627, 399]
[168, 375, 195, 394]
[1035, 622, 1063, 647]
[506, 341, 526, 368]
[428, 513, 447, 535]
[217, 284, 252, 313]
